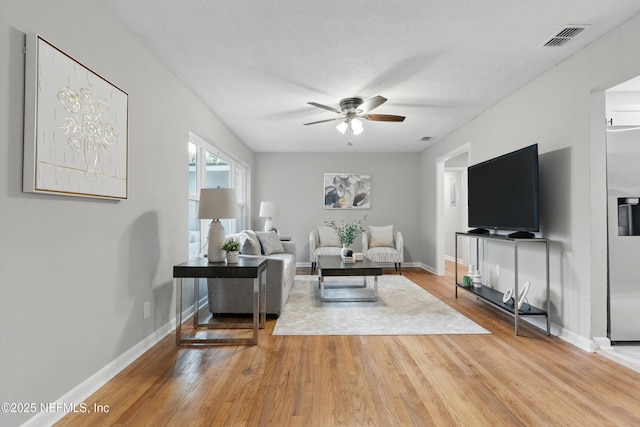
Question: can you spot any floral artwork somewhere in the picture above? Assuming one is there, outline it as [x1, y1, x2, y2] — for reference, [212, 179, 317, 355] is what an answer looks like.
[24, 35, 128, 199]
[323, 173, 371, 209]
[58, 87, 118, 181]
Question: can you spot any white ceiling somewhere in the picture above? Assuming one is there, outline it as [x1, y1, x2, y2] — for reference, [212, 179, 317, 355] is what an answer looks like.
[96, 1, 640, 153]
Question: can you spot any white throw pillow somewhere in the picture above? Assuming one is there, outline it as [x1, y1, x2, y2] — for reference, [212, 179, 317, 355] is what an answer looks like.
[255, 231, 285, 255]
[239, 231, 261, 255]
[317, 225, 341, 247]
[369, 225, 394, 248]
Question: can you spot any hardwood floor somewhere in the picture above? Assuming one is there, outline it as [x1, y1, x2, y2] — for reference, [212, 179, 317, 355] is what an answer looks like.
[57, 263, 640, 426]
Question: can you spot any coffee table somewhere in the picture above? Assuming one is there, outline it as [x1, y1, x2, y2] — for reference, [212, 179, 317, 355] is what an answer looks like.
[317, 255, 382, 302]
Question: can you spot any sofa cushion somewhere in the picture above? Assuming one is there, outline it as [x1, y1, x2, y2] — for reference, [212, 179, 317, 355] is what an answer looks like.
[369, 225, 394, 248]
[317, 225, 341, 247]
[227, 231, 261, 255]
[364, 247, 400, 262]
[256, 231, 285, 255]
[239, 232, 261, 255]
[314, 246, 342, 257]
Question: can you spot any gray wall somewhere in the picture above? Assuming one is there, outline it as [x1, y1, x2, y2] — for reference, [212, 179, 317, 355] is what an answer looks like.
[253, 152, 421, 265]
[419, 12, 640, 347]
[0, 1, 253, 425]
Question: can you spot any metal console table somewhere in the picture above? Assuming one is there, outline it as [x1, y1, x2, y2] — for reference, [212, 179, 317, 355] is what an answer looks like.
[173, 257, 267, 345]
[455, 232, 550, 336]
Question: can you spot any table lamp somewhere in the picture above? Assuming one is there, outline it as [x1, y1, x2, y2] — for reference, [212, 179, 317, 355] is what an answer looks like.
[259, 201, 278, 232]
[198, 187, 238, 262]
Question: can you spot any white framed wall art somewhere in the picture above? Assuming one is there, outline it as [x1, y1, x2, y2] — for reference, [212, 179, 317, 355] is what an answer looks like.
[323, 173, 371, 209]
[23, 34, 128, 199]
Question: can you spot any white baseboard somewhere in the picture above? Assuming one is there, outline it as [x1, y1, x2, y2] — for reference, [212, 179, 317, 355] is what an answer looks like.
[21, 297, 207, 427]
[552, 324, 593, 352]
[417, 262, 438, 275]
[517, 317, 592, 352]
[444, 254, 463, 264]
[21, 320, 175, 427]
[592, 336, 612, 351]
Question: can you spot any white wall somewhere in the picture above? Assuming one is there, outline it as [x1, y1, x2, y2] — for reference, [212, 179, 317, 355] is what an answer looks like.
[253, 152, 421, 266]
[420, 12, 640, 346]
[0, 1, 253, 425]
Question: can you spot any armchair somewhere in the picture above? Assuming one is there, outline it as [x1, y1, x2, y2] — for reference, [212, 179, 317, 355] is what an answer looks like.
[362, 225, 403, 274]
[309, 226, 342, 273]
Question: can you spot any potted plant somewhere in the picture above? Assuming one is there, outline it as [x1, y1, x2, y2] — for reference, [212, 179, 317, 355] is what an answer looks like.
[221, 238, 241, 263]
[324, 215, 367, 258]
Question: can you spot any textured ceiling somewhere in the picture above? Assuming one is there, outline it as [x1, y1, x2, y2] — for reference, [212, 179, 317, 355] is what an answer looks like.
[96, 0, 640, 152]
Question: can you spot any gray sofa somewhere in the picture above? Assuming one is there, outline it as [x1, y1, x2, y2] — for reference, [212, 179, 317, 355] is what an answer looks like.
[207, 230, 296, 316]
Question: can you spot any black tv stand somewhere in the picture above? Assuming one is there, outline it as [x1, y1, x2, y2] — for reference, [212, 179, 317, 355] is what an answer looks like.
[468, 228, 490, 235]
[454, 232, 551, 336]
[507, 231, 535, 239]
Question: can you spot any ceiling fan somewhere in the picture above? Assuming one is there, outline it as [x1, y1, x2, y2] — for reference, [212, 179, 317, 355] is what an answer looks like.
[303, 96, 405, 135]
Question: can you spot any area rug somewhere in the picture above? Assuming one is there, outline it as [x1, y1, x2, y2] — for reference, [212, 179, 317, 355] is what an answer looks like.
[273, 275, 490, 336]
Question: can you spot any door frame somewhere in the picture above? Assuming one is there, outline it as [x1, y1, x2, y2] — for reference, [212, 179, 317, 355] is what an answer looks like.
[436, 143, 470, 275]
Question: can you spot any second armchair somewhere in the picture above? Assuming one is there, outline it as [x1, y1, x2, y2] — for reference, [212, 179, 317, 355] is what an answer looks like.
[362, 225, 403, 274]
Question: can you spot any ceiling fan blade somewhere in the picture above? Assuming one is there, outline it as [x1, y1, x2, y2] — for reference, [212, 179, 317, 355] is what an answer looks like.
[363, 114, 406, 122]
[357, 95, 387, 113]
[303, 117, 344, 125]
[307, 102, 342, 114]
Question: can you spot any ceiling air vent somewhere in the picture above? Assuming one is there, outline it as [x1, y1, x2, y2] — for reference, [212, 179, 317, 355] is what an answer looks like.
[542, 25, 587, 47]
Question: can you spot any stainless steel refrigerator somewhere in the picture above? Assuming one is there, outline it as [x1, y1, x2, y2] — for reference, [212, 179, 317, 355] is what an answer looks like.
[607, 126, 640, 342]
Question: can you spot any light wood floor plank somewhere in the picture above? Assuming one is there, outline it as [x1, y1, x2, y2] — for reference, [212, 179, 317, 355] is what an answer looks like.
[56, 263, 640, 426]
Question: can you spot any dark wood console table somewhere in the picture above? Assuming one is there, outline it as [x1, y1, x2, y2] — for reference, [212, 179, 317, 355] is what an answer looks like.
[173, 257, 267, 345]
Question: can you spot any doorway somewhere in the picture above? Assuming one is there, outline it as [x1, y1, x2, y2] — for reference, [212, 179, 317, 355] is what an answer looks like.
[436, 144, 470, 275]
[593, 75, 640, 370]
[605, 75, 640, 342]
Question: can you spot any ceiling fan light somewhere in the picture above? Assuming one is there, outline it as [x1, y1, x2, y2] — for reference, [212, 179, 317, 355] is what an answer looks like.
[351, 118, 364, 135]
[336, 121, 348, 134]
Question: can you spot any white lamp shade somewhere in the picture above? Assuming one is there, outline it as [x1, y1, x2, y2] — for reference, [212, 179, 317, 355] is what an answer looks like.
[198, 188, 237, 262]
[259, 201, 278, 218]
[198, 188, 238, 219]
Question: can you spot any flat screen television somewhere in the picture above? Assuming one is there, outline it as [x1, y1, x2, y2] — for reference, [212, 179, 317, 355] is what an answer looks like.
[467, 143, 539, 238]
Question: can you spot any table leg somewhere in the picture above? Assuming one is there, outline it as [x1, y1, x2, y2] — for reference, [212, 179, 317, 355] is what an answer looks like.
[175, 278, 182, 345]
[252, 274, 259, 344]
[193, 277, 199, 327]
[260, 267, 266, 329]
[374, 275, 378, 298]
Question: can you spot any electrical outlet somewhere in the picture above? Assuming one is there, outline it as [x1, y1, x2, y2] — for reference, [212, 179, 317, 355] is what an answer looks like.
[144, 301, 150, 319]
[496, 264, 501, 276]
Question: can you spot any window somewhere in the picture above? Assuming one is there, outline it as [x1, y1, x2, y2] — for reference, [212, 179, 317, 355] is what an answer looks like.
[188, 132, 249, 258]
